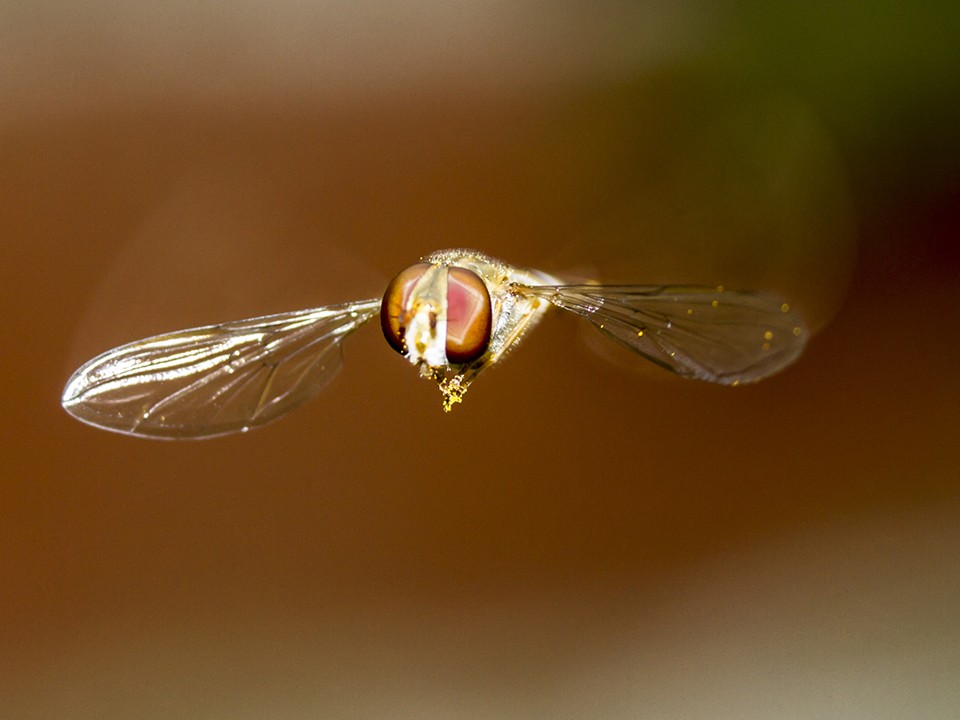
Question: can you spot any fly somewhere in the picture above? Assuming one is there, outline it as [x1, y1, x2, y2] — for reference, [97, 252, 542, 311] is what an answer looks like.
[61, 248, 807, 439]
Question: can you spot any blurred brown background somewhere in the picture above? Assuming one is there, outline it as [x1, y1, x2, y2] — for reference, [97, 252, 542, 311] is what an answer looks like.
[2, 2, 958, 718]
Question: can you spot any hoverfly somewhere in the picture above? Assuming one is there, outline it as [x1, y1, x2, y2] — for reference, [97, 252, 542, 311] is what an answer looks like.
[61, 248, 807, 439]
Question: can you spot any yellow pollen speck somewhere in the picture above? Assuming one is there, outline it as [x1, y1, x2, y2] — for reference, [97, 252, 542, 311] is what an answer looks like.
[764, 330, 774, 340]
[780, 303, 790, 313]
[440, 376, 467, 411]
[717, 285, 725, 293]
[793, 326, 802, 337]
[762, 342, 771, 351]
[731, 379, 740, 387]
[637, 330, 644, 337]
[711, 300, 719, 308]
[686, 308, 694, 315]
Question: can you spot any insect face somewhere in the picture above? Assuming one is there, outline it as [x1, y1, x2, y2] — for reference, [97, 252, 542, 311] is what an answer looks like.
[380, 261, 492, 367]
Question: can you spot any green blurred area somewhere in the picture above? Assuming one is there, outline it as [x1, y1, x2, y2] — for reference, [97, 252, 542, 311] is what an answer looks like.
[723, 1, 960, 196]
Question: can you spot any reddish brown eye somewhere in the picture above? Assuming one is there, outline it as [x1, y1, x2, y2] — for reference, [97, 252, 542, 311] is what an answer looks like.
[445, 267, 492, 363]
[381, 263, 430, 355]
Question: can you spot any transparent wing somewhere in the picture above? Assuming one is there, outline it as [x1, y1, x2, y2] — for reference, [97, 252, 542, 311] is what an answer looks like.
[62, 299, 381, 439]
[521, 284, 807, 385]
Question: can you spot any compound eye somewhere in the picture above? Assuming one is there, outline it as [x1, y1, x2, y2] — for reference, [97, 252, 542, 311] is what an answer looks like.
[381, 263, 431, 355]
[445, 267, 492, 364]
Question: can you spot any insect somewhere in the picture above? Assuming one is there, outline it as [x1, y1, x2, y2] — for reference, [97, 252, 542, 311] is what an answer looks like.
[61, 248, 807, 439]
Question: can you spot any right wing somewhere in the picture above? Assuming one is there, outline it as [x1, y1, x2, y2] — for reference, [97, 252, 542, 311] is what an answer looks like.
[61, 299, 381, 439]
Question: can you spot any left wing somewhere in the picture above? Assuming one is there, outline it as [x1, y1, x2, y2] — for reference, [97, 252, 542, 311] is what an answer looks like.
[520, 284, 807, 385]
[62, 299, 381, 439]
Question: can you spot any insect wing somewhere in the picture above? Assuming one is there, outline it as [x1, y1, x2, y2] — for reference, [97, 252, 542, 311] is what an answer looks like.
[62, 299, 381, 438]
[526, 284, 807, 385]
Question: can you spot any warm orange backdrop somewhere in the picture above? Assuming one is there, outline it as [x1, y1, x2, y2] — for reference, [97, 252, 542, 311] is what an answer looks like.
[2, 3, 958, 718]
